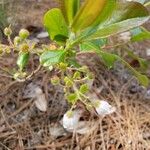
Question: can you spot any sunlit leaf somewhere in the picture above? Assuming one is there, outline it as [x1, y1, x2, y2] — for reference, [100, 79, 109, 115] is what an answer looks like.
[77, 1, 149, 42]
[71, 0, 107, 32]
[44, 8, 68, 43]
[92, 0, 117, 26]
[62, 0, 80, 25]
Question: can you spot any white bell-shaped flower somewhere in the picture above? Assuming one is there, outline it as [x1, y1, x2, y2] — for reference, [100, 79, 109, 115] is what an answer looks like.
[62, 110, 81, 132]
[94, 100, 116, 116]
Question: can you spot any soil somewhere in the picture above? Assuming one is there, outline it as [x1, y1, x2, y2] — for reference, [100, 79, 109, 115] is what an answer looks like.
[0, 1, 150, 150]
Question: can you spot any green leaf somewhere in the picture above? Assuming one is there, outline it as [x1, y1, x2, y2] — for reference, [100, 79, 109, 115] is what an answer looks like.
[63, 0, 80, 25]
[79, 42, 149, 86]
[17, 52, 29, 71]
[40, 50, 66, 67]
[44, 8, 68, 43]
[80, 39, 107, 52]
[92, 0, 117, 27]
[78, 1, 149, 41]
[71, 0, 107, 32]
[95, 49, 149, 86]
[66, 93, 78, 104]
[88, 17, 149, 40]
[80, 84, 89, 94]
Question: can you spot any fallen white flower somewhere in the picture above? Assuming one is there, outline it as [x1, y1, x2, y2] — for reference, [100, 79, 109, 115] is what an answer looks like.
[94, 100, 116, 116]
[62, 110, 96, 134]
[23, 84, 47, 112]
[62, 110, 81, 132]
[35, 94, 47, 112]
[34, 87, 47, 112]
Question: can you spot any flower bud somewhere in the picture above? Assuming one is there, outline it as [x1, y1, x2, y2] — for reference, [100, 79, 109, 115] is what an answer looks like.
[20, 43, 29, 53]
[19, 29, 29, 39]
[4, 27, 12, 36]
[64, 77, 73, 87]
[59, 62, 67, 70]
[73, 71, 81, 79]
[14, 36, 21, 46]
[51, 76, 60, 85]
[94, 100, 116, 116]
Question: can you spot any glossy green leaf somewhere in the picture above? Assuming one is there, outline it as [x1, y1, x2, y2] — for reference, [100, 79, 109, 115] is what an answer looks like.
[63, 0, 80, 25]
[40, 50, 66, 67]
[71, 0, 107, 32]
[44, 8, 68, 43]
[79, 1, 149, 41]
[17, 52, 29, 71]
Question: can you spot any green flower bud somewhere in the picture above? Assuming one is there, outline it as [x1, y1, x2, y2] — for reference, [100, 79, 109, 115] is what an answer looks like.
[86, 104, 93, 110]
[51, 76, 60, 85]
[64, 77, 73, 87]
[14, 36, 21, 46]
[5, 47, 11, 53]
[19, 29, 29, 39]
[4, 27, 12, 36]
[59, 62, 67, 70]
[73, 71, 81, 79]
[66, 80, 73, 87]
